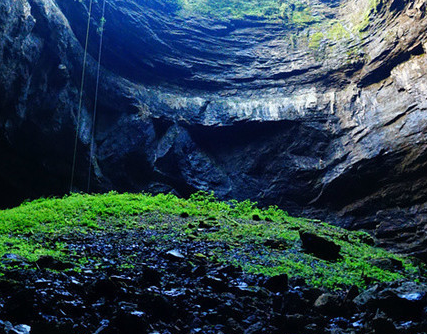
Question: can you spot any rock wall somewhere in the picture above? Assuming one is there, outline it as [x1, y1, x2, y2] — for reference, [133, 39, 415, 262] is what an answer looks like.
[0, 0, 426, 258]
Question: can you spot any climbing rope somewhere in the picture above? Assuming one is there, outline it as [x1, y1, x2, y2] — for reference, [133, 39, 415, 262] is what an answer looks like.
[70, 0, 94, 193]
[87, 0, 107, 193]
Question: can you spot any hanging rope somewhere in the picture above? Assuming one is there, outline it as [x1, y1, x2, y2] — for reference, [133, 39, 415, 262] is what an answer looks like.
[87, 0, 107, 193]
[70, 0, 94, 193]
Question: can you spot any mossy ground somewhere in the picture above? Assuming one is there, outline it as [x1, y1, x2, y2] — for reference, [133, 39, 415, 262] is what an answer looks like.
[0, 192, 424, 290]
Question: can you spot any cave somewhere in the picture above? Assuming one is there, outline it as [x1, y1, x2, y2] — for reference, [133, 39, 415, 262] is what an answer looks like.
[0, 0, 426, 332]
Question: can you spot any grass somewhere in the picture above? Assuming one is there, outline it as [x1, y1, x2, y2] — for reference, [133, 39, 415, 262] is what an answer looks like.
[0, 191, 424, 289]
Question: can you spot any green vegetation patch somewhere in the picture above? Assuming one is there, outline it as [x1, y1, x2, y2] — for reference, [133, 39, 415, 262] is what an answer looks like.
[175, 0, 319, 24]
[347, 0, 381, 33]
[308, 20, 352, 50]
[327, 22, 351, 40]
[0, 192, 423, 289]
[309, 31, 324, 49]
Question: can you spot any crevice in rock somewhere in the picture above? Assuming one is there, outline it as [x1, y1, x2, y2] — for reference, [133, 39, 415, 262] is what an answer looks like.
[359, 42, 425, 87]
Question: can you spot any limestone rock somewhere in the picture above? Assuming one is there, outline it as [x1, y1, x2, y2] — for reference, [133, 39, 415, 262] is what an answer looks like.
[0, 0, 427, 257]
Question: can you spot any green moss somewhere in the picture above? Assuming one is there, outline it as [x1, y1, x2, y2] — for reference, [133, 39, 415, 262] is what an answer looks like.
[350, 0, 380, 33]
[309, 31, 324, 49]
[0, 235, 65, 263]
[290, 6, 317, 25]
[327, 22, 351, 40]
[197, 216, 420, 289]
[177, 0, 277, 19]
[175, 0, 319, 25]
[0, 192, 423, 289]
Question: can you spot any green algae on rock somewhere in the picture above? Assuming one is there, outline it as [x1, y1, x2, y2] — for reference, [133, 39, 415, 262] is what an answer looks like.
[176, 0, 318, 22]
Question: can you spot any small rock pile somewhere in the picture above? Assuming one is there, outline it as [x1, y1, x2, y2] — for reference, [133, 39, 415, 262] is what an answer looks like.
[0, 232, 425, 334]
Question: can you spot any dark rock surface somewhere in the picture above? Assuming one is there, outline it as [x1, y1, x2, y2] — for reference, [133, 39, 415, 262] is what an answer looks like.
[1, 0, 427, 257]
[0, 230, 426, 334]
[299, 231, 341, 260]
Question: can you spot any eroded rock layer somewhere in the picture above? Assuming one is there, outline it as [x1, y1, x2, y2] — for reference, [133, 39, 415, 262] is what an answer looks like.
[0, 0, 426, 257]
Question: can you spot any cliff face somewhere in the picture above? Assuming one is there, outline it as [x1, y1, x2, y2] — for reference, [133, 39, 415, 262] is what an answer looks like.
[0, 0, 426, 258]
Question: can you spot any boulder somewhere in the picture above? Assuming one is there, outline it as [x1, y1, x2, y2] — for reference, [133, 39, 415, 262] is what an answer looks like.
[262, 274, 289, 293]
[35, 256, 74, 271]
[313, 293, 341, 315]
[354, 282, 427, 320]
[299, 231, 341, 260]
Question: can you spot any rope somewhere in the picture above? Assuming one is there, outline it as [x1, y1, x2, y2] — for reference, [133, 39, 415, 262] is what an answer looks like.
[70, 0, 94, 193]
[87, 0, 107, 192]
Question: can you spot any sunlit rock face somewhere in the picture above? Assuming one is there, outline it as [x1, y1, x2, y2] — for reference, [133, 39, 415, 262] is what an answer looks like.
[0, 0, 427, 257]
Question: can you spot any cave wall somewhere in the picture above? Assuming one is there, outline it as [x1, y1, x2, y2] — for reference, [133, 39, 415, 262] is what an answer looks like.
[0, 0, 426, 257]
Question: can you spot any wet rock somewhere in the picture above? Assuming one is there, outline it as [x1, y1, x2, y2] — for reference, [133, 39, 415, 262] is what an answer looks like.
[225, 318, 244, 334]
[262, 274, 288, 293]
[354, 285, 380, 307]
[282, 290, 311, 312]
[0, 232, 427, 334]
[93, 320, 109, 334]
[1, 322, 31, 334]
[218, 264, 242, 277]
[282, 314, 306, 332]
[369, 257, 403, 271]
[58, 299, 86, 318]
[354, 282, 427, 320]
[0, 277, 22, 293]
[198, 221, 213, 229]
[115, 302, 148, 333]
[299, 231, 341, 260]
[88, 278, 121, 300]
[314, 293, 341, 315]
[35, 256, 73, 271]
[34, 278, 52, 289]
[3, 288, 36, 322]
[1, 254, 29, 267]
[139, 266, 162, 287]
[191, 265, 208, 277]
[165, 249, 185, 260]
[252, 215, 261, 221]
[110, 275, 133, 285]
[263, 239, 288, 250]
[343, 285, 359, 303]
[329, 316, 350, 329]
[140, 293, 174, 321]
[202, 275, 228, 292]
[0, 227, 424, 334]
[358, 233, 376, 246]
[372, 312, 397, 334]
[304, 323, 320, 333]
[300, 286, 324, 304]
[244, 321, 263, 334]
[180, 212, 189, 218]
[391, 282, 427, 318]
